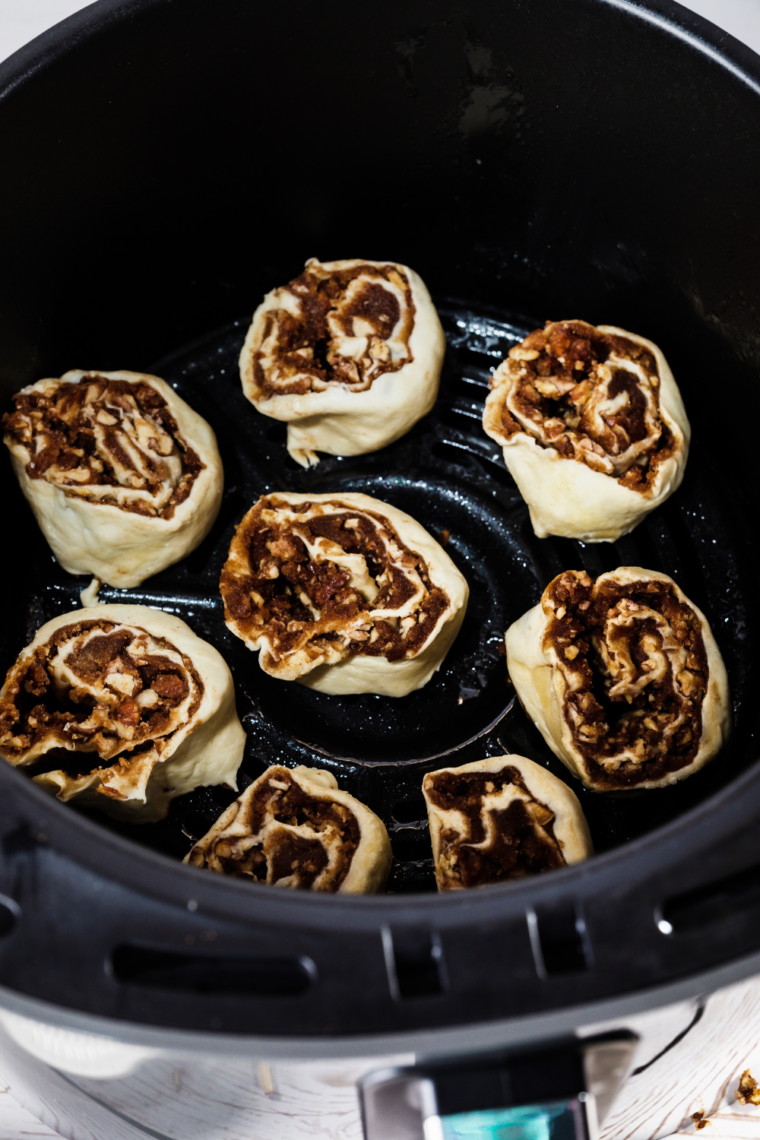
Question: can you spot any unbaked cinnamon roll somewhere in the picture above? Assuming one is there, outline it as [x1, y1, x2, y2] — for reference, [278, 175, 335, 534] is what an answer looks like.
[239, 258, 445, 467]
[2, 370, 223, 587]
[185, 764, 392, 893]
[506, 568, 730, 791]
[220, 492, 468, 697]
[0, 606, 245, 822]
[482, 321, 690, 542]
[422, 755, 592, 890]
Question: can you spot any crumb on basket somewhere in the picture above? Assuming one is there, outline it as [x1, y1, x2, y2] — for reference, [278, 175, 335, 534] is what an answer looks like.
[690, 1111, 709, 1129]
[736, 1070, 760, 1105]
[438, 528, 451, 547]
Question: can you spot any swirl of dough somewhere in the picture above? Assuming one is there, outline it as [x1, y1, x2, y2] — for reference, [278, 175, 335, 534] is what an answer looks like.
[185, 765, 391, 894]
[423, 755, 592, 890]
[505, 568, 731, 791]
[482, 321, 690, 542]
[0, 606, 245, 821]
[239, 258, 445, 467]
[2, 370, 223, 587]
[220, 491, 469, 697]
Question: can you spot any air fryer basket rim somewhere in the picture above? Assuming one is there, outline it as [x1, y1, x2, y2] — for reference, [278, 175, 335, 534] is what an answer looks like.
[3, 0, 758, 95]
[1, 939, 759, 1061]
[0, 701, 755, 923]
[0, 0, 759, 1040]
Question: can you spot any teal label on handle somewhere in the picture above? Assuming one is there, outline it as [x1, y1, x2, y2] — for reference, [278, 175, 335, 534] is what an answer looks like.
[440, 1099, 578, 1140]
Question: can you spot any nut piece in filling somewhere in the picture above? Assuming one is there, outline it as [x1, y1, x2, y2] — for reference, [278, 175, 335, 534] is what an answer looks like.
[239, 258, 445, 467]
[0, 605, 245, 822]
[2, 370, 224, 587]
[219, 491, 469, 697]
[482, 321, 690, 542]
[505, 568, 731, 791]
[423, 754, 592, 891]
[184, 764, 392, 894]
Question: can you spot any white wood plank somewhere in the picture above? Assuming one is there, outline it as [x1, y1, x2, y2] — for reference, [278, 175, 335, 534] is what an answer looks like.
[0, 1084, 64, 1139]
[602, 978, 760, 1140]
[0, 1031, 398, 1140]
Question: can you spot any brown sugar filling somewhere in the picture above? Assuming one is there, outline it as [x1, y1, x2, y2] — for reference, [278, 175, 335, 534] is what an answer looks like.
[188, 768, 361, 891]
[252, 262, 416, 397]
[0, 620, 203, 784]
[2, 376, 204, 518]
[426, 766, 565, 888]
[493, 320, 674, 493]
[542, 571, 709, 788]
[220, 497, 450, 671]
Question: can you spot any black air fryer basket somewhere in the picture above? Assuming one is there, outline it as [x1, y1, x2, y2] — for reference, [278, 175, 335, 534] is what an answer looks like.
[0, 0, 758, 1056]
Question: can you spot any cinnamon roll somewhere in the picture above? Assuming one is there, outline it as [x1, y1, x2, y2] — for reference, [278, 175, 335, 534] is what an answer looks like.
[2, 370, 223, 587]
[0, 606, 245, 821]
[239, 258, 445, 467]
[220, 492, 468, 697]
[482, 321, 690, 541]
[506, 568, 730, 791]
[422, 755, 592, 890]
[185, 764, 392, 893]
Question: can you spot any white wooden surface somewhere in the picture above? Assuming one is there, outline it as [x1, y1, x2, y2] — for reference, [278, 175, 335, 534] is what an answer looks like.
[0, 0, 758, 1136]
[1, 979, 760, 1140]
[0, 1091, 62, 1139]
[602, 978, 760, 1140]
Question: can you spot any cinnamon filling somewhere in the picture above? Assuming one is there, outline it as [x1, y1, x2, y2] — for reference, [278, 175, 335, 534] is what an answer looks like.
[188, 768, 360, 891]
[426, 766, 565, 888]
[252, 262, 416, 397]
[221, 497, 450, 675]
[543, 571, 709, 788]
[0, 620, 203, 789]
[2, 376, 204, 518]
[493, 321, 674, 492]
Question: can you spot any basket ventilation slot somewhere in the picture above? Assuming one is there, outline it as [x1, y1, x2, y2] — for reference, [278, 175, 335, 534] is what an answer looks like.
[111, 944, 313, 996]
[384, 926, 445, 999]
[529, 903, 590, 976]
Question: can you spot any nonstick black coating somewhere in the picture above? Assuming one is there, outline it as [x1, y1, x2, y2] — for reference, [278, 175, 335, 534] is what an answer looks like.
[1, 0, 760, 1038]
[4, 295, 752, 892]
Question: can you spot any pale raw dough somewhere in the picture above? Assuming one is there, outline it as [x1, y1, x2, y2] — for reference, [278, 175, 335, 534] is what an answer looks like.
[221, 491, 469, 697]
[483, 324, 690, 542]
[0, 605, 245, 822]
[239, 258, 445, 467]
[423, 754, 592, 891]
[79, 578, 102, 607]
[3, 370, 224, 587]
[184, 764, 392, 894]
[505, 567, 731, 790]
